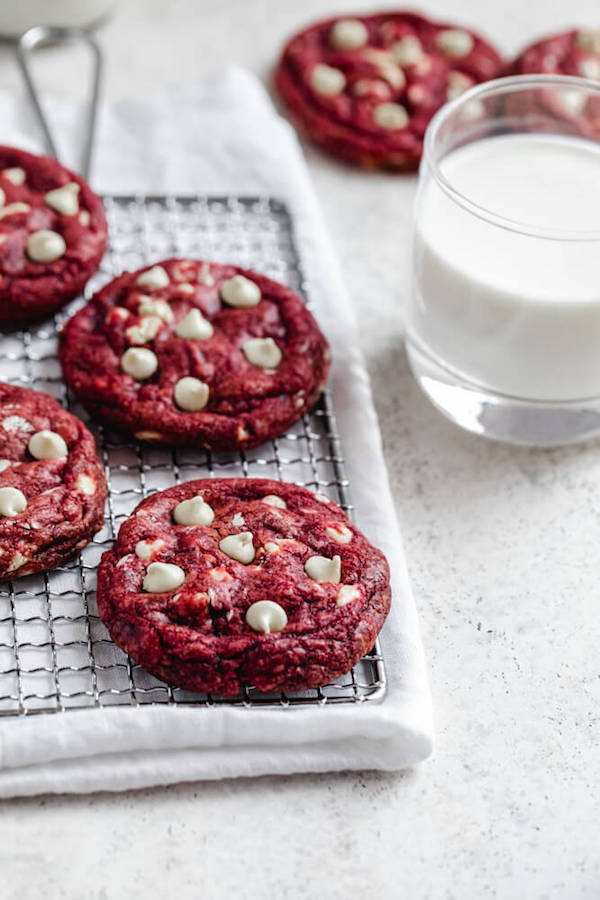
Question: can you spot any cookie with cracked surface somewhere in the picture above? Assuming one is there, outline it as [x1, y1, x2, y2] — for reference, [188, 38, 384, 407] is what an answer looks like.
[96, 478, 390, 696]
[59, 259, 330, 449]
[275, 10, 503, 169]
[0, 146, 107, 329]
[0, 382, 107, 580]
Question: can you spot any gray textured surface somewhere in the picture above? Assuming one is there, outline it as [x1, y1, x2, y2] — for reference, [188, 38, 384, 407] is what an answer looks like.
[2, 1, 600, 897]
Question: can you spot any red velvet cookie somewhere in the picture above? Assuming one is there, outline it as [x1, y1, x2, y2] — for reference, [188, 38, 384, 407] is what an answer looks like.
[506, 29, 600, 133]
[59, 259, 330, 449]
[509, 28, 600, 80]
[275, 10, 503, 169]
[0, 146, 107, 329]
[0, 383, 106, 580]
[97, 478, 390, 695]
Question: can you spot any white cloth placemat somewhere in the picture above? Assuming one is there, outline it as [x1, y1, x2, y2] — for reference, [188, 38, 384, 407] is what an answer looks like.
[0, 68, 433, 796]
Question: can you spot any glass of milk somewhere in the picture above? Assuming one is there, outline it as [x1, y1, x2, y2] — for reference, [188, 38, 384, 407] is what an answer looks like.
[407, 75, 600, 445]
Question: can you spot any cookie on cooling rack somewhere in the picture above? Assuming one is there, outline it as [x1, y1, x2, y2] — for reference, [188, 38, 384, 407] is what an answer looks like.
[0, 146, 107, 330]
[274, 10, 503, 170]
[97, 478, 390, 695]
[0, 383, 107, 580]
[59, 258, 331, 449]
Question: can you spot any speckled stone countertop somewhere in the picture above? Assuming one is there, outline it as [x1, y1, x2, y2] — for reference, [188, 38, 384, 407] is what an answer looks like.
[2, 1, 600, 897]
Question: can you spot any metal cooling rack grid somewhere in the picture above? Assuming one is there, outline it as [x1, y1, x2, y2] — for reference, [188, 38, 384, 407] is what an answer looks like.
[0, 195, 387, 717]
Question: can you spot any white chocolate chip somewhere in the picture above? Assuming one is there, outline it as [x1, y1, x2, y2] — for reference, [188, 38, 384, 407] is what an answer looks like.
[28, 430, 68, 460]
[126, 315, 163, 345]
[232, 512, 245, 527]
[75, 474, 95, 495]
[199, 262, 215, 285]
[138, 296, 174, 322]
[0, 202, 30, 220]
[436, 29, 474, 58]
[373, 102, 409, 130]
[171, 260, 196, 282]
[305, 554, 341, 583]
[352, 78, 391, 100]
[121, 347, 158, 380]
[326, 523, 353, 544]
[362, 48, 406, 90]
[0, 187, 5, 206]
[337, 584, 362, 607]
[174, 377, 210, 411]
[245, 600, 288, 634]
[135, 538, 165, 561]
[460, 99, 486, 122]
[2, 167, 25, 185]
[577, 30, 600, 54]
[264, 541, 280, 554]
[110, 306, 130, 323]
[262, 494, 287, 509]
[407, 84, 428, 109]
[143, 561, 185, 592]
[3, 416, 33, 434]
[219, 531, 255, 564]
[175, 308, 214, 340]
[557, 89, 588, 115]
[173, 495, 214, 526]
[391, 34, 423, 66]
[446, 71, 473, 101]
[0, 486, 27, 518]
[242, 337, 282, 370]
[579, 57, 600, 80]
[236, 425, 249, 442]
[209, 566, 233, 582]
[134, 430, 165, 441]
[0, 459, 11, 473]
[329, 18, 368, 50]
[220, 275, 262, 308]
[413, 54, 433, 76]
[45, 182, 80, 216]
[311, 63, 346, 95]
[8, 550, 28, 572]
[315, 492, 332, 504]
[136, 265, 169, 289]
[178, 283, 195, 295]
[26, 230, 66, 263]
[79, 210, 91, 226]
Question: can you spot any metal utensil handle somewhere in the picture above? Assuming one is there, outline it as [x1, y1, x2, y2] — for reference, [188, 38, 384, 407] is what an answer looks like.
[16, 26, 102, 181]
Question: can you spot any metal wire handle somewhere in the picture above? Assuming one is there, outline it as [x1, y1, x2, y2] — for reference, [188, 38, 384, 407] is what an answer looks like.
[15, 25, 103, 180]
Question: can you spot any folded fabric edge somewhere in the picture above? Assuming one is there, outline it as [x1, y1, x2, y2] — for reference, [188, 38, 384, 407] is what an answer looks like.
[0, 646, 431, 770]
[0, 726, 434, 798]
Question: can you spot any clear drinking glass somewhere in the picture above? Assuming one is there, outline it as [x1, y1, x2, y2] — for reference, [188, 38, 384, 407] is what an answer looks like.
[407, 75, 600, 445]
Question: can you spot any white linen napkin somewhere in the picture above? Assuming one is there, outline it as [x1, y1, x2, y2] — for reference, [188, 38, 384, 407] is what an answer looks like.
[0, 68, 433, 796]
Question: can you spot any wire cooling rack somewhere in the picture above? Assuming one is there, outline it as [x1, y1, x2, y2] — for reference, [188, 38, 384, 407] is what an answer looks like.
[0, 195, 387, 717]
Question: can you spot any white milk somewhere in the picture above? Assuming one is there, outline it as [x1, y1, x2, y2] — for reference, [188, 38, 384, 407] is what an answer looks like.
[410, 133, 600, 402]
